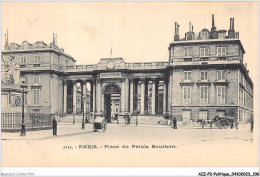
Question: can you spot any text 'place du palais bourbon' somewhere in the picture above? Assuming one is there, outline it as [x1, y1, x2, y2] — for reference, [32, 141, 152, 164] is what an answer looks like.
[1, 15, 253, 125]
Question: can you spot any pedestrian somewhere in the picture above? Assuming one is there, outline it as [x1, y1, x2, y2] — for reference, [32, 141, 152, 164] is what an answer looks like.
[173, 117, 177, 129]
[128, 113, 131, 125]
[250, 116, 254, 133]
[174, 118, 177, 129]
[52, 115, 58, 136]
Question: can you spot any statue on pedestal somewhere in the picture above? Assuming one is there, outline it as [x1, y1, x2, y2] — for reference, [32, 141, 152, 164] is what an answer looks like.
[1, 55, 20, 85]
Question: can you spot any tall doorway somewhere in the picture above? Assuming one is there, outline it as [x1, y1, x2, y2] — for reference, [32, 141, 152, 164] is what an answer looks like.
[103, 84, 121, 122]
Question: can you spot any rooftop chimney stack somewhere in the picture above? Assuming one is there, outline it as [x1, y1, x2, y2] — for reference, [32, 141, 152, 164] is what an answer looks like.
[211, 14, 218, 39]
[228, 17, 235, 38]
[232, 17, 235, 30]
[185, 21, 195, 40]
[174, 22, 180, 41]
[212, 14, 215, 29]
[4, 29, 10, 50]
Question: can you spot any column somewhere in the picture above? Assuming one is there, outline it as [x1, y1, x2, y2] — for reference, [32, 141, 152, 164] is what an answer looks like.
[155, 80, 159, 114]
[125, 78, 129, 112]
[168, 72, 172, 113]
[72, 80, 77, 114]
[130, 79, 134, 114]
[121, 78, 125, 113]
[91, 81, 96, 112]
[96, 78, 101, 113]
[152, 79, 156, 114]
[163, 80, 167, 114]
[140, 79, 145, 114]
[63, 79, 67, 114]
[82, 80, 87, 114]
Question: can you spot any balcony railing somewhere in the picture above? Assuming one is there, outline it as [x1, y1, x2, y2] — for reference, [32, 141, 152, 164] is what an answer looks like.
[59, 62, 169, 72]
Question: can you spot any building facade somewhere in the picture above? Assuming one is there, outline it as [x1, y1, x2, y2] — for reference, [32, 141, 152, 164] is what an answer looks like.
[1, 15, 253, 123]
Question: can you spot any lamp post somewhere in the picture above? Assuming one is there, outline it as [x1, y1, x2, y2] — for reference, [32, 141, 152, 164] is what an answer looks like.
[20, 81, 28, 136]
[73, 106, 75, 124]
[82, 95, 86, 129]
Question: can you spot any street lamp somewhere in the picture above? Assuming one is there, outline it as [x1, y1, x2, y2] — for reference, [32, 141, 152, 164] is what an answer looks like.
[20, 81, 28, 136]
[82, 95, 86, 129]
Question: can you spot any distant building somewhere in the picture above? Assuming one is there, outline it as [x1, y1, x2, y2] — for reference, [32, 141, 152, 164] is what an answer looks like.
[1, 15, 253, 123]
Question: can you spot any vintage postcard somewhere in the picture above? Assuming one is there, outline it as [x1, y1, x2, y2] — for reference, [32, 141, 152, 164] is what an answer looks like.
[1, 1, 258, 172]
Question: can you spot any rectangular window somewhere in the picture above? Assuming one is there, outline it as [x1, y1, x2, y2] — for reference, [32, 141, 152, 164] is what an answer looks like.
[199, 111, 208, 120]
[33, 89, 40, 105]
[34, 55, 41, 67]
[217, 86, 226, 104]
[217, 47, 226, 56]
[184, 48, 192, 57]
[200, 71, 208, 80]
[184, 71, 191, 80]
[33, 75, 40, 84]
[183, 86, 191, 104]
[20, 56, 26, 64]
[200, 48, 209, 57]
[200, 86, 208, 103]
[217, 70, 226, 80]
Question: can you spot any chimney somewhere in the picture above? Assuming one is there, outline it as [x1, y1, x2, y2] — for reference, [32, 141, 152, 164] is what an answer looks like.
[4, 29, 10, 50]
[228, 17, 235, 38]
[235, 32, 239, 39]
[232, 18, 235, 30]
[211, 14, 218, 39]
[174, 22, 180, 41]
[53, 33, 57, 46]
[211, 14, 216, 30]
[185, 22, 195, 40]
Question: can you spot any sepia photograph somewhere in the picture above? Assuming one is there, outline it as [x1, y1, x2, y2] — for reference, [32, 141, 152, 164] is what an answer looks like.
[1, 1, 259, 176]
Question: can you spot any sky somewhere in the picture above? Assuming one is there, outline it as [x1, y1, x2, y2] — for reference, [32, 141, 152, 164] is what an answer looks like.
[1, 2, 258, 82]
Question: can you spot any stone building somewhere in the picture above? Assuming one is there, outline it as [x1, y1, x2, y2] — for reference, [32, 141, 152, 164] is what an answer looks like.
[1, 15, 253, 123]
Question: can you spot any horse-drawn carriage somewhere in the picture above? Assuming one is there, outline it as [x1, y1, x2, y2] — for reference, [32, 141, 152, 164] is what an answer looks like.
[197, 115, 239, 129]
[93, 117, 107, 132]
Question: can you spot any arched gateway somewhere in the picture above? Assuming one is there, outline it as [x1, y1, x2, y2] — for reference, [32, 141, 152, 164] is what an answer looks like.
[103, 84, 121, 121]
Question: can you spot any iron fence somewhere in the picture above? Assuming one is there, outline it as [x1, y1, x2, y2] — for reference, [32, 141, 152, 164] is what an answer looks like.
[1, 113, 54, 130]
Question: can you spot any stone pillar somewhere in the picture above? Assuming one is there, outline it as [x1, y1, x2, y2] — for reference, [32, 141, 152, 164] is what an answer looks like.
[96, 78, 101, 113]
[130, 79, 134, 114]
[140, 79, 145, 114]
[155, 80, 159, 114]
[121, 78, 125, 113]
[163, 80, 167, 114]
[82, 80, 87, 114]
[72, 80, 77, 114]
[168, 72, 172, 113]
[125, 78, 129, 112]
[92, 81, 96, 112]
[63, 79, 67, 114]
[152, 79, 156, 114]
